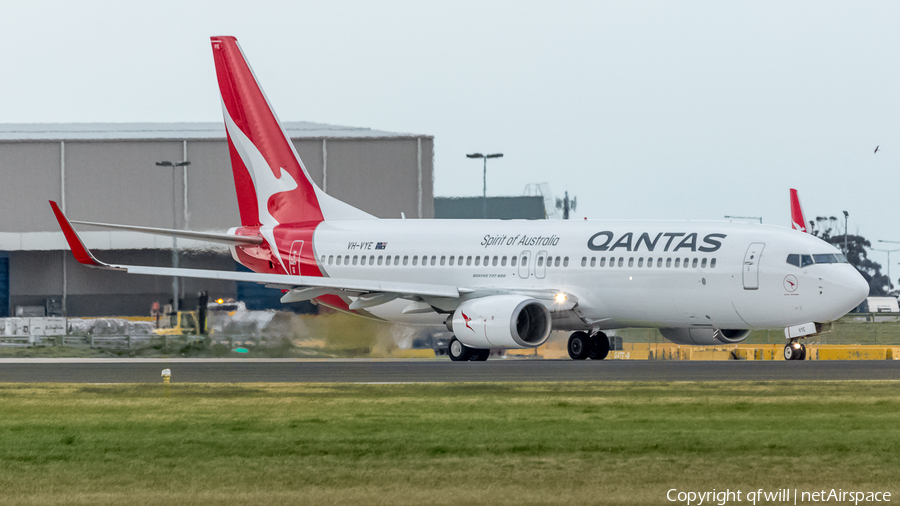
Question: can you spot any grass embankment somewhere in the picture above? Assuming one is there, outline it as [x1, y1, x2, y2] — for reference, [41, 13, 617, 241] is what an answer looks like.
[0, 382, 897, 505]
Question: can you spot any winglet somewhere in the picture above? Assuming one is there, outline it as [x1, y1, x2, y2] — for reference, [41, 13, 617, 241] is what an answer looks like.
[49, 201, 118, 269]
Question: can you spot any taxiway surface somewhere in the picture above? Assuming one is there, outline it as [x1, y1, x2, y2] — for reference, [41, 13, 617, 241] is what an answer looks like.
[0, 359, 897, 383]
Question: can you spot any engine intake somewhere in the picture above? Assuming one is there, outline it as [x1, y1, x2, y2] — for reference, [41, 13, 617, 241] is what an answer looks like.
[449, 295, 552, 349]
[659, 328, 751, 346]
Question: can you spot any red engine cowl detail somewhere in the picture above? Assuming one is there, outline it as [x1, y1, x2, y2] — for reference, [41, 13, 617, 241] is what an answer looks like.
[450, 295, 552, 349]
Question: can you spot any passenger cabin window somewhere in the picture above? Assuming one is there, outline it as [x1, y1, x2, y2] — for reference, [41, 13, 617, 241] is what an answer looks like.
[537, 257, 544, 267]
[590, 257, 596, 267]
[563, 257, 569, 267]
[511, 256, 518, 267]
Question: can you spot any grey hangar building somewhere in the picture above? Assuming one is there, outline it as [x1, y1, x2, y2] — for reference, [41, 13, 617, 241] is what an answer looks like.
[0, 122, 435, 317]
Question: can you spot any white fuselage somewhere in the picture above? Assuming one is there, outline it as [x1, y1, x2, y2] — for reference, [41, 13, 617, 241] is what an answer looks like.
[308, 219, 869, 331]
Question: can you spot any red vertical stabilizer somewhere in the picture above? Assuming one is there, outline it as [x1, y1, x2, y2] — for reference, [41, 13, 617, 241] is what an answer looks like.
[790, 188, 808, 233]
[211, 36, 324, 228]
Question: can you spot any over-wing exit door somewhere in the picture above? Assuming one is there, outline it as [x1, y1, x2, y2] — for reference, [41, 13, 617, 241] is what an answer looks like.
[518, 251, 530, 279]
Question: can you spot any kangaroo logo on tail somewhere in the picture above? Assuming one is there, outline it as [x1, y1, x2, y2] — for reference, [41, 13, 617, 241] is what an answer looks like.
[210, 36, 373, 276]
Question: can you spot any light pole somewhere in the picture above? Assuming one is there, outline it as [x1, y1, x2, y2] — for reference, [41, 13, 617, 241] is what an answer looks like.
[843, 210, 849, 253]
[877, 240, 900, 291]
[466, 153, 503, 218]
[156, 160, 191, 313]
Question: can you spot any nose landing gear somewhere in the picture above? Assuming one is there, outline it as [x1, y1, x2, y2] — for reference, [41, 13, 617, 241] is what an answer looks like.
[567, 331, 611, 360]
[783, 341, 807, 361]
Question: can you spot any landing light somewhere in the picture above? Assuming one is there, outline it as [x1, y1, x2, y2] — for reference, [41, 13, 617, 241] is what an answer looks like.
[554, 293, 568, 304]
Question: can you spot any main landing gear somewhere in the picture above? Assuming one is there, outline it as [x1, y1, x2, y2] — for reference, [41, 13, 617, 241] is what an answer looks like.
[448, 337, 490, 361]
[783, 340, 807, 361]
[567, 331, 611, 360]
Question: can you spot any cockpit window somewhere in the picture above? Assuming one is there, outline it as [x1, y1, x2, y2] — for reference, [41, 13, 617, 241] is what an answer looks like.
[788, 253, 849, 267]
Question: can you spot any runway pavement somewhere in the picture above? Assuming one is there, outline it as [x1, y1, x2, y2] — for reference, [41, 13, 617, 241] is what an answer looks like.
[0, 358, 898, 383]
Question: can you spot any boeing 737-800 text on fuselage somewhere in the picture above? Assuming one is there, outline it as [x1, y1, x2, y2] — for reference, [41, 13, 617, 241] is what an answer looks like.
[49, 36, 869, 362]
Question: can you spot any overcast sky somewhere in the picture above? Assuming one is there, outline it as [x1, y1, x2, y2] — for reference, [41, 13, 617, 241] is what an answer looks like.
[4, 1, 899, 261]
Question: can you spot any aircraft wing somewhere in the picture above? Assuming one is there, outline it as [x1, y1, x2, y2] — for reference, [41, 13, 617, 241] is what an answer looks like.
[49, 201, 460, 300]
[68, 218, 264, 246]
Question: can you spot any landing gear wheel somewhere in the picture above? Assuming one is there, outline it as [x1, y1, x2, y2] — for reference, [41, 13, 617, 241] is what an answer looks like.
[783, 342, 804, 361]
[448, 337, 471, 361]
[469, 349, 490, 361]
[568, 331, 592, 360]
[588, 332, 610, 360]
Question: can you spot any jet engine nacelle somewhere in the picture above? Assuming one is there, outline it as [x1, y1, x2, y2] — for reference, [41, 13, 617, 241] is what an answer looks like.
[449, 295, 552, 349]
[659, 328, 751, 346]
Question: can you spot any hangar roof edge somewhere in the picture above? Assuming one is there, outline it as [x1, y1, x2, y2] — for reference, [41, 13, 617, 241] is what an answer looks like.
[0, 122, 432, 142]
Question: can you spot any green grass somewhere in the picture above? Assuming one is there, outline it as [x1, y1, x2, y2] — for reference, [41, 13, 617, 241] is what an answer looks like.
[0, 382, 898, 505]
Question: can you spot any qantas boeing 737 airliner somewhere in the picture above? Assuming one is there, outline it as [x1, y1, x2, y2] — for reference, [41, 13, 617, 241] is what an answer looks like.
[49, 36, 868, 362]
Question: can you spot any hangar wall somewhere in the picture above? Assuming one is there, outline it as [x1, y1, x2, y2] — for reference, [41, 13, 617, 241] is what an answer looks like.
[0, 122, 434, 317]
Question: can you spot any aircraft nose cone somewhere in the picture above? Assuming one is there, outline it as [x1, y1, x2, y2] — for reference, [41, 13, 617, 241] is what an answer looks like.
[849, 269, 869, 306]
[841, 267, 870, 311]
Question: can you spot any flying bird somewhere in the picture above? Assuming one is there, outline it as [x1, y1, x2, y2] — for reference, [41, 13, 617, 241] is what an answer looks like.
[875, 145, 880, 154]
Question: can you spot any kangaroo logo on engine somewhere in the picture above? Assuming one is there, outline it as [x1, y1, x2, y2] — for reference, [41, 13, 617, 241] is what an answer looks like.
[587, 232, 726, 253]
